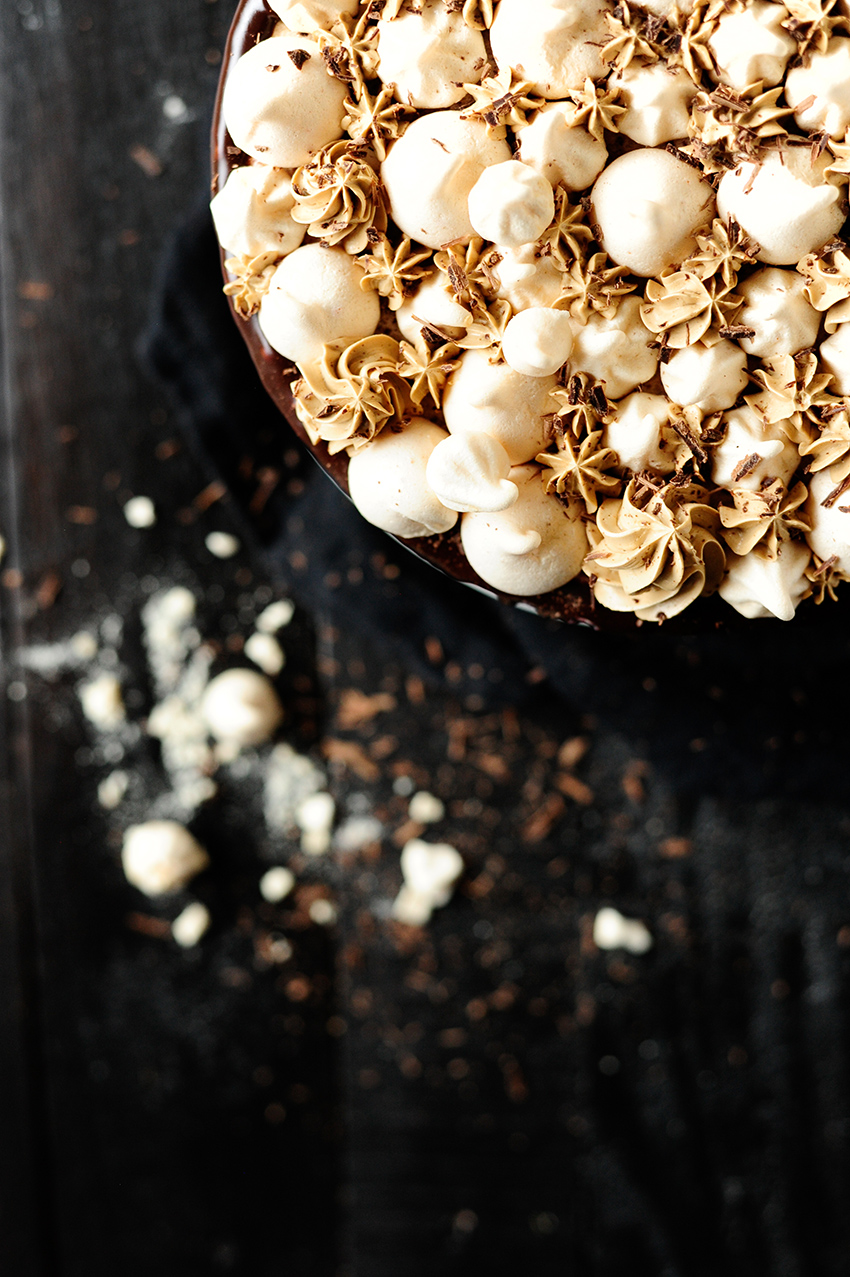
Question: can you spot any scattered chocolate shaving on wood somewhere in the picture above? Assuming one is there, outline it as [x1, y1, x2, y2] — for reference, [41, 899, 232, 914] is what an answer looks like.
[556, 773, 594, 805]
[193, 480, 228, 510]
[129, 143, 163, 178]
[66, 505, 98, 524]
[336, 689, 397, 729]
[521, 793, 565, 843]
[322, 738, 381, 781]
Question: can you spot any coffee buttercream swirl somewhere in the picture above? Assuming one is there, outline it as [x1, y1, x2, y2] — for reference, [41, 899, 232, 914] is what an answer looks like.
[718, 478, 810, 558]
[745, 352, 835, 426]
[641, 270, 740, 348]
[584, 477, 726, 620]
[796, 241, 850, 312]
[291, 141, 387, 253]
[294, 334, 407, 452]
[537, 428, 621, 513]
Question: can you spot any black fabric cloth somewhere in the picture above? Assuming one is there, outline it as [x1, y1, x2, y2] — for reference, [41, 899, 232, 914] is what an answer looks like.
[144, 203, 850, 1277]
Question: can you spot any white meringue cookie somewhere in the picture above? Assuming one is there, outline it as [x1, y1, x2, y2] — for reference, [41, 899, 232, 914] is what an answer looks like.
[501, 307, 574, 377]
[441, 348, 556, 464]
[259, 243, 380, 363]
[785, 38, 850, 139]
[719, 541, 811, 621]
[489, 0, 610, 99]
[591, 148, 714, 277]
[467, 161, 555, 249]
[611, 62, 696, 147]
[603, 392, 677, 476]
[660, 340, 749, 413]
[494, 243, 564, 311]
[641, 0, 695, 13]
[425, 431, 519, 513]
[346, 418, 459, 538]
[460, 465, 588, 594]
[395, 273, 472, 344]
[820, 323, 850, 395]
[381, 112, 512, 250]
[516, 105, 608, 192]
[569, 297, 659, 400]
[826, 297, 850, 334]
[717, 150, 846, 266]
[268, 0, 357, 33]
[376, 0, 487, 109]
[211, 164, 305, 258]
[712, 405, 799, 492]
[735, 267, 821, 358]
[806, 465, 850, 572]
[708, 1, 796, 90]
[222, 34, 347, 168]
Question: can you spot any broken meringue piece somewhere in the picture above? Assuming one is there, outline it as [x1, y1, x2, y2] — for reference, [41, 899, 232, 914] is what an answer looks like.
[380, 111, 511, 250]
[467, 160, 555, 249]
[346, 417, 459, 538]
[501, 307, 574, 378]
[425, 431, 518, 513]
[211, 164, 304, 259]
[461, 465, 588, 595]
[442, 348, 557, 464]
[202, 668, 285, 747]
[392, 838, 464, 926]
[591, 148, 715, 278]
[718, 541, 811, 622]
[259, 243, 380, 364]
[222, 34, 347, 168]
[122, 821, 210, 897]
[717, 150, 847, 266]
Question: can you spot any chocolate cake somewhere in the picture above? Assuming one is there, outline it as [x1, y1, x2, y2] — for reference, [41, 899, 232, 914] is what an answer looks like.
[211, 0, 850, 628]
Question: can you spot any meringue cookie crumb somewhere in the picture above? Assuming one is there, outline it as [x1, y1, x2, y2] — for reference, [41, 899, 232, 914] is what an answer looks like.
[205, 531, 241, 559]
[172, 901, 211, 948]
[593, 907, 653, 955]
[123, 496, 156, 528]
[260, 865, 296, 902]
[245, 631, 286, 676]
[408, 791, 445, 824]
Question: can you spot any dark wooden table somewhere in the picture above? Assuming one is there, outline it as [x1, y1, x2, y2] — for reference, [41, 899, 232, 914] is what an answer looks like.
[5, 4, 850, 1276]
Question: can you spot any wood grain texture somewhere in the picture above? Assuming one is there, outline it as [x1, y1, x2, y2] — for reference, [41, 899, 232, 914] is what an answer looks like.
[0, 4, 338, 1274]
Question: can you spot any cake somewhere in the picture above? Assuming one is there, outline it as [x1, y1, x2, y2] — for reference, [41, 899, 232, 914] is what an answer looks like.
[211, 0, 850, 626]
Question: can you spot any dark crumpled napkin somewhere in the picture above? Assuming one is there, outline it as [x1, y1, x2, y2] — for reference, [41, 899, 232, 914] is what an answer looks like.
[144, 201, 850, 803]
[143, 201, 850, 1277]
